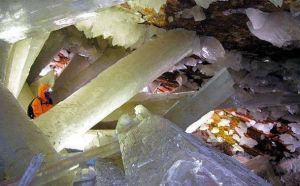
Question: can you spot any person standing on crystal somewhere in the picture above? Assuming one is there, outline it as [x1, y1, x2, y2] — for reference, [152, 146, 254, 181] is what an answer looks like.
[27, 84, 53, 119]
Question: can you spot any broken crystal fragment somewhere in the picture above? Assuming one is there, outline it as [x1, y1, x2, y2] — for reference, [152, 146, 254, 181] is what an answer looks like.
[269, 0, 283, 7]
[280, 134, 300, 152]
[252, 123, 274, 134]
[35, 30, 197, 151]
[246, 8, 300, 47]
[201, 37, 225, 61]
[116, 105, 269, 185]
[181, 6, 206, 22]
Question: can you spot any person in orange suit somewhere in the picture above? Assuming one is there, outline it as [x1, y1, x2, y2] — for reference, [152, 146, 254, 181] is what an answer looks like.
[30, 84, 53, 118]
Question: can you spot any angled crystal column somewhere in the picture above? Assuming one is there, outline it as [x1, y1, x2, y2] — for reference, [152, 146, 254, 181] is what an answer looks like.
[35, 30, 197, 151]
[30, 141, 120, 186]
[53, 54, 90, 92]
[4, 38, 31, 94]
[116, 105, 269, 185]
[27, 30, 67, 84]
[17, 82, 34, 111]
[0, 40, 13, 81]
[0, 83, 58, 179]
[4, 33, 49, 97]
[165, 68, 235, 130]
[64, 130, 117, 150]
[0, 0, 127, 43]
[52, 47, 127, 103]
[103, 92, 195, 122]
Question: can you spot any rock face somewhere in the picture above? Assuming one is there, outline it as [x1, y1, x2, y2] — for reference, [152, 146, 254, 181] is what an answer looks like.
[117, 105, 270, 186]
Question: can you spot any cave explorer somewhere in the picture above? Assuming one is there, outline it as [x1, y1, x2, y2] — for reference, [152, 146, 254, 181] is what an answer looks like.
[27, 83, 53, 119]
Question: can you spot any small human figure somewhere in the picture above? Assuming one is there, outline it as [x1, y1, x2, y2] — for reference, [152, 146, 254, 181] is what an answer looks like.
[27, 84, 53, 119]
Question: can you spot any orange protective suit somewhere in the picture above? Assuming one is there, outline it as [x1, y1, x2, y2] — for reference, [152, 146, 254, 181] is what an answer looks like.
[31, 84, 53, 118]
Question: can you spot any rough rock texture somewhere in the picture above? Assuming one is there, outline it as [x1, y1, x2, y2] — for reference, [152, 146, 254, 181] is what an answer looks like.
[164, 0, 300, 61]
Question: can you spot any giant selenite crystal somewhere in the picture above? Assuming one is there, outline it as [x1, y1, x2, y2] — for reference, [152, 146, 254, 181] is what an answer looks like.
[117, 105, 269, 185]
[103, 91, 195, 122]
[35, 30, 197, 151]
[52, 47, 127, 103]
[0, 83, 59, 179]
[4, 33, 49, 97]
[0, 0, 127, 43]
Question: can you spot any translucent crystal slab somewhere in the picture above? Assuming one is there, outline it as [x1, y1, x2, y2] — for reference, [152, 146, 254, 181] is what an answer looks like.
[0, 0, 127, 43]
[17, 82, 34, 111]
[27, 29, 68, 84]
[35, 30, 197, 151]
[246, 8, 300, 47]
[103, 92, 195, 122]
[117, 105, 270, 186]
[64, 130, 116, 151]
[0, 41, 12, 81]
[0, 83, 58, 179]
[165, 68, 235, 130]
[31, 141, 120, 185]
[4, 33, 49, 97]
[52, 47, 127, 103]
[95, 158, 127, 186]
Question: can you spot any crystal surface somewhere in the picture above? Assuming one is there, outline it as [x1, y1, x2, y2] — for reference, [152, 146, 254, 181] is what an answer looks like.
[180, 6, 206, 22]
[17, 83, 35, 111]
[0, 83, 58, 179]
[194, 0, 228, 9]
[76, 7, 165, 49]
[199, 36, 225, 62]
[4, 33, 49, 97]
[116, 105, 270, 186]
[35, 30, 197, 151]
[27, 29, 68, 84]
[269, 0, 283, 7]
[52, 47, 127, 103]
[32, 141, 120, 185]
[0, 0, 127, 43]
[246, 8, 300, 47]
[165, 68, 235, 130]
[103, 92, 195, 122]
